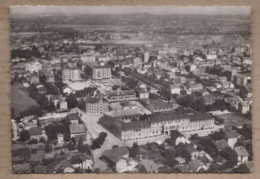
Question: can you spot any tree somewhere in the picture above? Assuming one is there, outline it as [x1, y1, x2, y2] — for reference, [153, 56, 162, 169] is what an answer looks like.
[219, 147, 238, 168]
[66, 94, 78, 109]
[129, 142, 139, 159]
[39, 136, 46, 143]
[19, 130, 30, 142]
[44, 143, 53, 153]
[90, 132, 107, 150]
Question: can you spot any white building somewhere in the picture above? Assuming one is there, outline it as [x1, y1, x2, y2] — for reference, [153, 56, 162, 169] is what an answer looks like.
[25, 61, 42, 73]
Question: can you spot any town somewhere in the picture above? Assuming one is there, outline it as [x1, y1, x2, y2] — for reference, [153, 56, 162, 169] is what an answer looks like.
[10, 9, 252, 173]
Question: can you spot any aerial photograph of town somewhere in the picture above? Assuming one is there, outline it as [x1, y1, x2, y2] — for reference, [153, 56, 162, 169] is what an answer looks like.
[10, 6, 252, 173]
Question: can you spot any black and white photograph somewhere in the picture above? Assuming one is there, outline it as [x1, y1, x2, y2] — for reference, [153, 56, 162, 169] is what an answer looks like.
[10, 6, 252, 174]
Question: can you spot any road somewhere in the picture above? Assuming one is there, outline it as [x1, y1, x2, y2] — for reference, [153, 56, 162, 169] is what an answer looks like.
[71, 108, 126, 162]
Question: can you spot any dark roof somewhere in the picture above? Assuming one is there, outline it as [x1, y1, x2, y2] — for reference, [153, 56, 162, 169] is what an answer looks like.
[102, 147, 129, 164]
[184, 144, 198, 154]
[224, 130, 238, 139]
[29, 127, 42, 136]
[67, 113, 80, 121]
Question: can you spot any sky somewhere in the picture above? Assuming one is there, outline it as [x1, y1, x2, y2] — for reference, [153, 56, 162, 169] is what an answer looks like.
[10, 6, 251, 17]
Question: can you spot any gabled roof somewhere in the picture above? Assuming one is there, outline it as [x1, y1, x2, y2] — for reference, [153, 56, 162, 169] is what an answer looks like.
[29, 127, 42, 136]
[67, 113, 80, 121]
[69, 124, 86, 134]
[188, 159, 202, 172]
[234, 146, 249, 157]
[102, 147, 129, 164]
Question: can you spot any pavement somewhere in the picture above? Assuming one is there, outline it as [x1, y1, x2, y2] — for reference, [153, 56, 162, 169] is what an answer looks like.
[71, 108, 126, 162]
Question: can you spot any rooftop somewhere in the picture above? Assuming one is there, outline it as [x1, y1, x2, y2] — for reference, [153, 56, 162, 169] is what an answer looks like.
[69, 124, 86, 134]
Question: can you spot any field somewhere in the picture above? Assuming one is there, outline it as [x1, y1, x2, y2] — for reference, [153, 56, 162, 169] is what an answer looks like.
[11, 87, 39, 117]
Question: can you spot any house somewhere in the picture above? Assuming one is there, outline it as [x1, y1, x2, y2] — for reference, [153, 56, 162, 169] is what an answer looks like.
[136, 87, 149, 99]
[59, 160, 75, 173]
[223, 130, 238, 148]
[174, 157, 186, 165]
[169, 84, 181, 94]
[58, 98, 68, 111]
[170, 130, 191, 146]
[188, 159, 203, 172]
[69, 124, 86, 142]
[29, 73, 39, 84]
[234, 146, 249, 164]
[81, 154, 94, 171]
[238, 101, 250, 114]
[71, 156, 83, 169]
[245, 161, 253, 172]
[102, 147, 130, 168]
[13, 163, 31, 174]
[116, 158, 138, 173]
[140, 159, 159, 173]
[67, 113, 80, 125]
[29, 127, 47, 141]
[184, 145, 199, 159]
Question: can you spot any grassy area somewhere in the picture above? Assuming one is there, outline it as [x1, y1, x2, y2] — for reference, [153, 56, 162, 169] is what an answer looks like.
[217, 112, 251, 127]
[11, 87, 39, 117]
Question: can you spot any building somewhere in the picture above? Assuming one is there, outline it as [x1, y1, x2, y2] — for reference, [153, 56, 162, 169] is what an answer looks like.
[86, 97, 109, 114]
[223, 130, 238, 149]
[233, 74, 247, 87]
[81, 55, 96, 63]
[85, 62, 111, 80]
[169, 84, 181, 94]
[62, 67, 81, 82]
[234, 146, 249, 164]
[28, 127, 48, 141]
[46, 72, 55, 83]
[100, 111, 214, 142]
[26, 61, 42, 73]
[136, 87, 149, 99]
[144, 52, 150, 63]
[106, 89, 138, 102]
[238, 101, 250, 114]
[59, 98, 68, 111]
[57, 134, 64, 144]
[141, 99, 178, 113]
[29, 73, 39, 84]
[69, 124, 86, 142]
